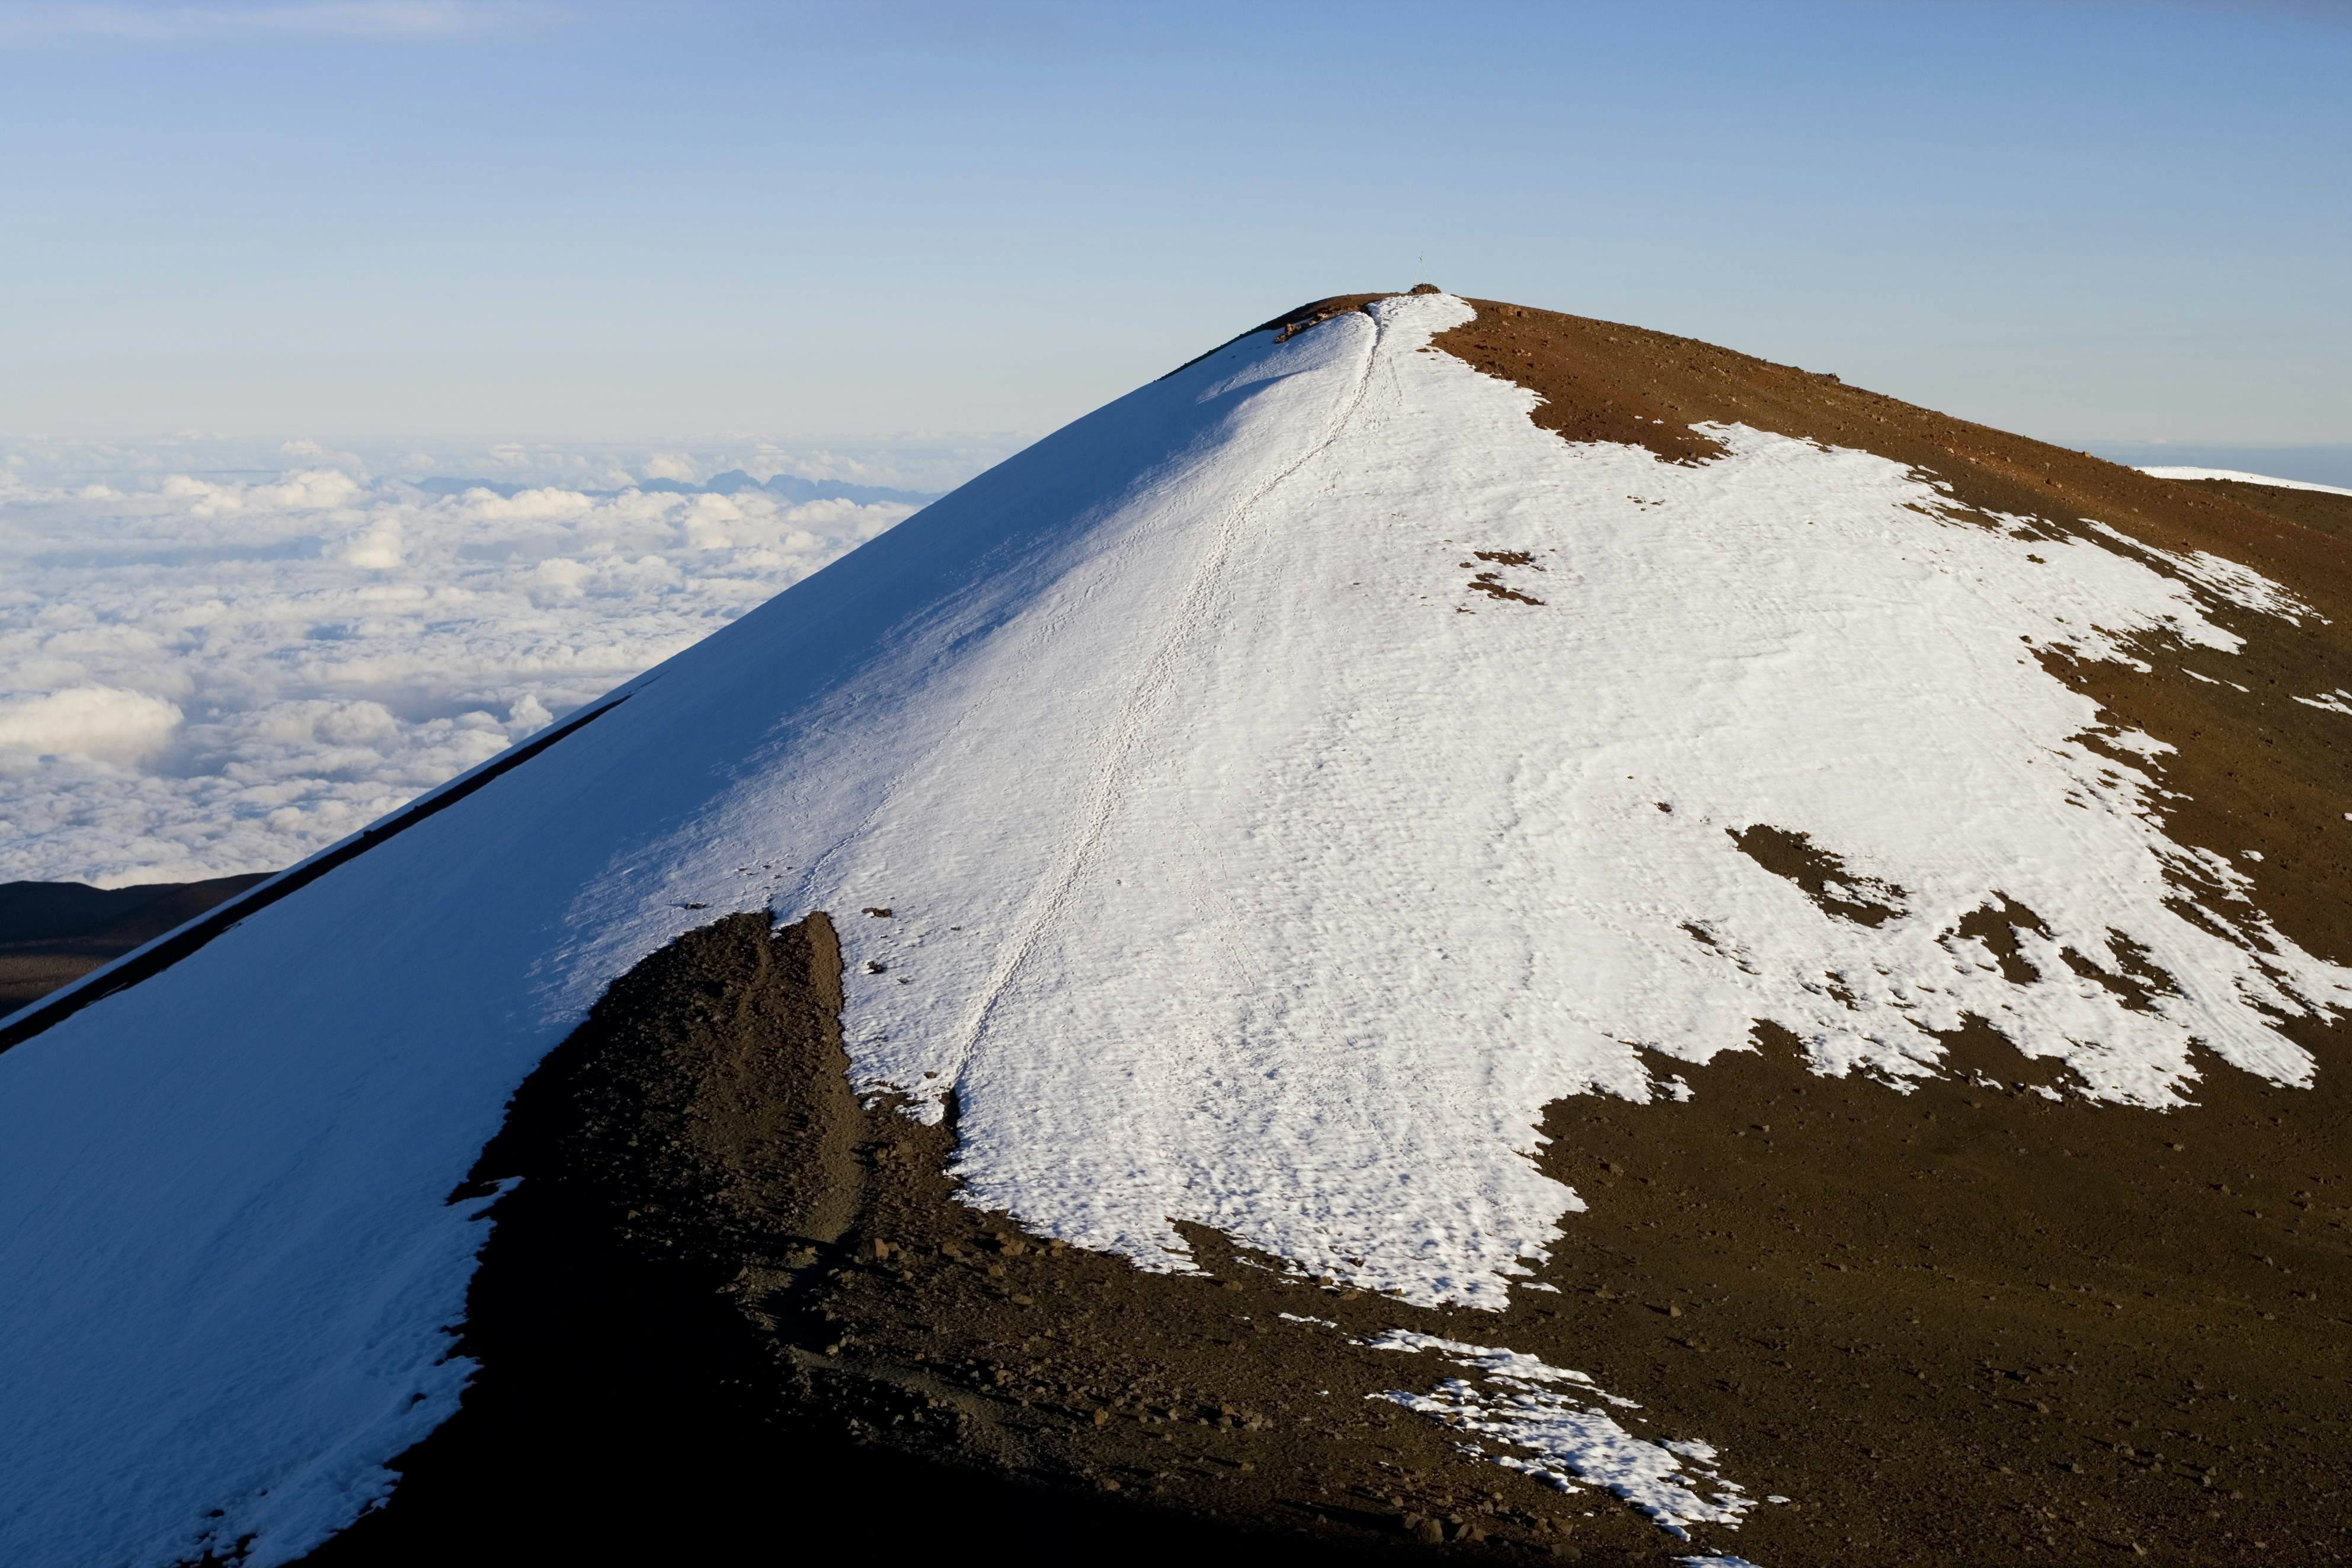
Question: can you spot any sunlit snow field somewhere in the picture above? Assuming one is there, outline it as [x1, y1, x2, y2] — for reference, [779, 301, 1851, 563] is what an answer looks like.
[0, 435, 1015, 885]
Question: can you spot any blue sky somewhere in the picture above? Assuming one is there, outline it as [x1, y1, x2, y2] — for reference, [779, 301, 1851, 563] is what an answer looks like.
[2, 0, 2347, 455]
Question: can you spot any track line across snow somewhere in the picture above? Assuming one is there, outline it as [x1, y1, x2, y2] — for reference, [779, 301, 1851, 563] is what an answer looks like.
[937, 305, 1391, 1100]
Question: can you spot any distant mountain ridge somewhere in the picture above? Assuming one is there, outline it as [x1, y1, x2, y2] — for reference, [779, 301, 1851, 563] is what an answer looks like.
[0, 875, 271, 1013]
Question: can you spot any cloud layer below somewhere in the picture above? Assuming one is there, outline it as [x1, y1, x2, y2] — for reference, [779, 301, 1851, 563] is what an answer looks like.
[0, 436, 1004, 886]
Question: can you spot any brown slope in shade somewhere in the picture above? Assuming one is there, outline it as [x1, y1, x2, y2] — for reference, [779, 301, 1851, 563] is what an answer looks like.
[0, 879, 200, 945]
[303, 914, 1458, 1567]
[2185, 479, 2352, 546]
[1423, 299, 2352, 970]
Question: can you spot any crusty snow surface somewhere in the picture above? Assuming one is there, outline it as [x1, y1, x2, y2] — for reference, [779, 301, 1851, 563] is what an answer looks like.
[1, 294, 2345, 1566]
[2136, 464, 2352, 498]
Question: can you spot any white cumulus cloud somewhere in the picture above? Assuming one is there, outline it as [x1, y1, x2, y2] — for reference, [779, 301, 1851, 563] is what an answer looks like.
[0, 436, 1006, 887]
[0, 687, 184, 764]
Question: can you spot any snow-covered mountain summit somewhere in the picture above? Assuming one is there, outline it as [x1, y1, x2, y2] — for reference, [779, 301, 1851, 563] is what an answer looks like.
[2, 292, 2347, 1566]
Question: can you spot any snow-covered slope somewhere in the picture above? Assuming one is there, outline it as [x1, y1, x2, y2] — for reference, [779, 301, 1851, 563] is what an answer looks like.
[1, 293, 2344, 1566]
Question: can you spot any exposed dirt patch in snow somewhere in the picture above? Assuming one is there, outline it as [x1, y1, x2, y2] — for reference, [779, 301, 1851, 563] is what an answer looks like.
[1464, 548, 1550, 604]
[1460, 548, 1548, 606]
[1464, 572, 1544, 606]
[1725, 825, 1908, 929]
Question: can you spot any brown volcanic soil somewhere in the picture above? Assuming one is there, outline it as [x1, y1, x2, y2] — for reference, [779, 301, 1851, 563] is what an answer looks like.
[1528, 1020, 2352, 1565]
[307, 300, 2351, 1566]
[2184, 479, 2352, 546]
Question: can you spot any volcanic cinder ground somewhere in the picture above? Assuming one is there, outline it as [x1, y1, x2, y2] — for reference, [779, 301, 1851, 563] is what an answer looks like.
[1, 291, 2348, 1568]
